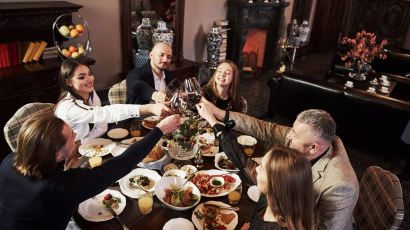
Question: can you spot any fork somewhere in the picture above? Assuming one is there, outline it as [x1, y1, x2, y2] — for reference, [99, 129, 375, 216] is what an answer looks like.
[107, 206, 129, 230]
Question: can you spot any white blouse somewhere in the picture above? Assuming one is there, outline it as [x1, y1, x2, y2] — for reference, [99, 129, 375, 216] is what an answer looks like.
[55, 91, 140, 143]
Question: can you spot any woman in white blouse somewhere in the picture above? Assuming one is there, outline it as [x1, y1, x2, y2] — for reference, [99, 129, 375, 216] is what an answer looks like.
[55, 59, 170, 166]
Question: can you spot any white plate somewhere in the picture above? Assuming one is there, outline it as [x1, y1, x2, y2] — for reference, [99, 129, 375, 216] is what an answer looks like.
[180, 165, 197, 176]
[247, 185, 261, 203]
[202, 146, 219, 157]
[111, 137, 144, 157]
[191, 201, 238, 230]
[214, 152, 239, 172]
[163, 218, 195, 230]
[78, 189, 126, 222]
[119, 168, 161, 199]
[192, 169, 241, 197]
[195, 133, 217, 157]
[107, 128, 129, 139]
[155, 176, 201, 211]
[142, 115, 161, 130]
[163, 169, 186, 179]
[78, 138, 115, 157]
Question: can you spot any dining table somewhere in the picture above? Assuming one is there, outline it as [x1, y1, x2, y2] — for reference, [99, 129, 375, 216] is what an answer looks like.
[71, 119, 265, 230]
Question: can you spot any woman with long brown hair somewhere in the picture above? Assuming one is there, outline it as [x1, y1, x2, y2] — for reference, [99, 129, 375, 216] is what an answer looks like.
[203, 60, 247, 113]
[196, 102, 313, 230]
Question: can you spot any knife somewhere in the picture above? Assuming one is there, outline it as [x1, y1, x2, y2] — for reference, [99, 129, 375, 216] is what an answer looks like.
[107, 206, 129, 230]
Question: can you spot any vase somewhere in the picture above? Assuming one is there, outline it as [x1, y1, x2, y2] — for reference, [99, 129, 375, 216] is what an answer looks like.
[135, 50, 150, 69]
[206, 23, 223, 68]
[167, 141, 196, 161]
[350, 60, 369, 81]
[136, 18, 153, 51]
[152, 20, 174, 47]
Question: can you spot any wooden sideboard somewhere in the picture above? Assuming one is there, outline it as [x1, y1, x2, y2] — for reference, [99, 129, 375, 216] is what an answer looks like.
[0, 2, 83, 161]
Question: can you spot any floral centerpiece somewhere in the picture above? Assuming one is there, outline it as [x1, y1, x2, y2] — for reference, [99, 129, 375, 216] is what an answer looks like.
[340, 30, 387, 80]
[164, 117, 199, 160]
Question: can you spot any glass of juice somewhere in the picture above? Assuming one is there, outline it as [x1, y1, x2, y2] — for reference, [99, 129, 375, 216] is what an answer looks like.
[138, 193, 153, 214]
[130, 118, 141, 137]
[228, 183, 242, 205]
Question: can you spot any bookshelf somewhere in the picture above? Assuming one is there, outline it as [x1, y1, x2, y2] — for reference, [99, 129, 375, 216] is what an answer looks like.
[0, 2, 87, 161]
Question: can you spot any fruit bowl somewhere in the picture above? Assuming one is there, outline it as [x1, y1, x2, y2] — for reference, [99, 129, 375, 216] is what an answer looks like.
[53, 12, 91, 60]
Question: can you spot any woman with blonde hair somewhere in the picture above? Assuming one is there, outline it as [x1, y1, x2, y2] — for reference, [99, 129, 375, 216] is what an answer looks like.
[203, 60, 247, 113]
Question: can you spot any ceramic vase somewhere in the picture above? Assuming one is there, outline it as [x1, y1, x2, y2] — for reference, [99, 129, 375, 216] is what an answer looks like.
[136, 18, 153, 51]
[206, 23, 223, 67]
[152, 20, 174, 47]
[135, 50, 150, 69]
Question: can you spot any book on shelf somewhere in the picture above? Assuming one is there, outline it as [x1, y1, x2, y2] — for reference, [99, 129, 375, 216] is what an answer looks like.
[33, 41, 47, 61]
[28, 41, 41, 62]
[22, 41, 35, 63]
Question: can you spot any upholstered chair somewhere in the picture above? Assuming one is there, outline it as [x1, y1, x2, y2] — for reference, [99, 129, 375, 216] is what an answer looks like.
[108, 80, 127, 105]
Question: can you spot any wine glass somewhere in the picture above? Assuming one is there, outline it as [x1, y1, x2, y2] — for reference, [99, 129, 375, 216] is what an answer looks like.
[183, 77, 203, 107]
[165, 79, 182, 100]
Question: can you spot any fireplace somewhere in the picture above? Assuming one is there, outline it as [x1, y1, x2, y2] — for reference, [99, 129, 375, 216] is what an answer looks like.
[227, 0, 289, 75]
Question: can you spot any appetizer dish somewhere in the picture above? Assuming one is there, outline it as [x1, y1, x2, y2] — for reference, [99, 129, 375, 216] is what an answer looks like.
[164, 184, 199, 207]
[191, 171, 240, 197]
[192, 201, 238, 230]
[102, 193, 122, 210]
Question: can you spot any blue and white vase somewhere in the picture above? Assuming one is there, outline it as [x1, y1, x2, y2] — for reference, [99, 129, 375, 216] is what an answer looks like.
[152, 20, 174, 47]
[136, 18, 153, 51]
[206, 23, 223, 67]
[135, 50, 150, 69]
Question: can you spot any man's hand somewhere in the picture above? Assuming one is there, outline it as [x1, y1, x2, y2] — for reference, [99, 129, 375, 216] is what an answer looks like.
[157, 114, 181, 134]
[152, 91, 167, 103]
[140, 103, 172, 116]
[65, 140, 82, 170]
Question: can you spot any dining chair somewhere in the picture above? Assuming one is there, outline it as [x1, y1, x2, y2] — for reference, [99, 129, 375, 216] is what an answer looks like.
[108, 80, 127, 105]
[3, 102, 55, 152]
[354, 165, 404, 230]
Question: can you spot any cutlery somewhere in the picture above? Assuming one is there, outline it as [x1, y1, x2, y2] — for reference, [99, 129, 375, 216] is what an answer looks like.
[180, 172, 196, 189]
[107, 206, 129, 230]
[203, 203, 240, 211]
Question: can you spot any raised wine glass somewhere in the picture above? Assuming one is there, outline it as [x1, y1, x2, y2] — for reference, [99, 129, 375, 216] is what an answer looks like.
[183, 77, 203, 107]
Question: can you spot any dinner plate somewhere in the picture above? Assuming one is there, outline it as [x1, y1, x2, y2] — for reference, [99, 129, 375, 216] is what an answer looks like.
[119, 168, 161, 199]
[192, 169, 241, 197]
[78, 189, 126, 222]
[163, 218, 195, 230]
[191, 201, 238, 230]
[111, 137, 144, 157]
[214, 152, 239, 172]
[107, 128, 129, 139]
[142, 115, 161, 130]
[78, 138, 115, 157]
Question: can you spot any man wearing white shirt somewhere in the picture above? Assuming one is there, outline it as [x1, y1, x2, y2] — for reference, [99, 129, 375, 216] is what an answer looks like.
[126, 42, 173, 104]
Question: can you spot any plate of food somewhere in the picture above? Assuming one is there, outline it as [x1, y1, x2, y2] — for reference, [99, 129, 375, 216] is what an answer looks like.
[111, 137, 144, 157]
[163, 169, 186, 179]
[191, 170, 241, 197]
[107, 128, 129, 139]
[196, 133, 218, 157]
[78, 189, 126, 222]
[142, 115, 161, 130]
[214, 152, 239, 172]
[155, 176, 201, 211]
[192, 201, 238, 230]
[119, 168, 161, 199]
[78, 138, 115, 157]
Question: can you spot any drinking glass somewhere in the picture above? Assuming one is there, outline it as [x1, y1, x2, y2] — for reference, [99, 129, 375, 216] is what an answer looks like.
[244, 138, 256, 156]
[138, 193, 153, 214]
[228, 183, 242, 205]
[183, 77, 203, 107]
[166, 79, 182, 100]
[130, 118, 141, 137]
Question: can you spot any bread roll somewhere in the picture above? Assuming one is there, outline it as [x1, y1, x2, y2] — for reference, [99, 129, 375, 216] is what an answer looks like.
[89, 156, 102, 168]
[142, 145, 163, 162]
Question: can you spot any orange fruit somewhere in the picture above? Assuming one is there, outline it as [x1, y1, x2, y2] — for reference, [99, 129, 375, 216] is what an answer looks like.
[68, 25, 75, 30]
[69, 45, 78, 53]
[76, 24, 84, 33]
[70, 29, 79, 38]
[64, 50, 72, 57]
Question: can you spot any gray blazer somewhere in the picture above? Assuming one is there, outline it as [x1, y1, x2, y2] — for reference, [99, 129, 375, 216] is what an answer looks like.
[229, 111, 359, 230]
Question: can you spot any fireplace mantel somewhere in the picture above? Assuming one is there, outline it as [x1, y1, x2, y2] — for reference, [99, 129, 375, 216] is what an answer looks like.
[227, 0, 289, 74]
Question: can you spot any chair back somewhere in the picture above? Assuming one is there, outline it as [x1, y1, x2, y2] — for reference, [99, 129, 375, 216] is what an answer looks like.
[354, 166, 404, 230]
[108, 80, 127, 104]
[3, 103, 55, 152]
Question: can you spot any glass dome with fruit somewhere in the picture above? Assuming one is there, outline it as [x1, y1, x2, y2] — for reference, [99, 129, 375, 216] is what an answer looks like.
[53, 12, 91, 60]
[164, 117, 199, 161]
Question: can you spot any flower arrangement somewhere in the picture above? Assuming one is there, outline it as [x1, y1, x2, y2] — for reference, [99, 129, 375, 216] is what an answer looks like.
[164, 117, 199, 150]
[340, 30, 387, 69]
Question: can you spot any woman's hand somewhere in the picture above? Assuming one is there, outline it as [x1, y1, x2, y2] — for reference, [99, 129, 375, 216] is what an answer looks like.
[141, 103, 172, 116]
[200, 97, 226, 120]
[152, 91, 167, 103]
[156, 114, 181, 134]
[196, 103, 218, 127]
